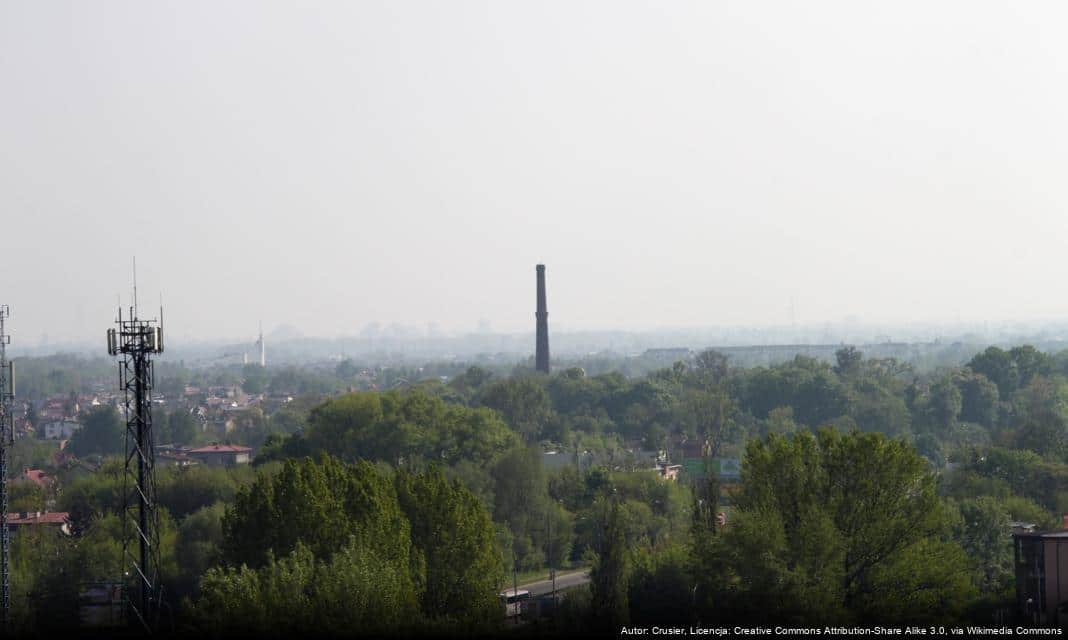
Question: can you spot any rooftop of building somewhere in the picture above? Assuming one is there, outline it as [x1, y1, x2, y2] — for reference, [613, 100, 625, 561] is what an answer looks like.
[188, 444, 252, 454]
[6, 511, 69, 525]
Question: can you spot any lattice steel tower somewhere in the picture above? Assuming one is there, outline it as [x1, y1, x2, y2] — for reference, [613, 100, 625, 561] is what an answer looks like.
[0, 306, 14, 628]
[107, 304, 164, 631]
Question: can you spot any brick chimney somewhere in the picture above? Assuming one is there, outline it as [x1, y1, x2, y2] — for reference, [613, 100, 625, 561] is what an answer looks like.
[535, 264, 550, 374]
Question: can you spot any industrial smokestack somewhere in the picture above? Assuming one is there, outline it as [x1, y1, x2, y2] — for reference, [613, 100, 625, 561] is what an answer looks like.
[536, 264, 550, 374]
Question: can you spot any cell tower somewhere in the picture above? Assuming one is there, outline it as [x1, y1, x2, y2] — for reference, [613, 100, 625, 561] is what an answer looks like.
[107, 300, 164, 631]
[0, 306, 14, 628]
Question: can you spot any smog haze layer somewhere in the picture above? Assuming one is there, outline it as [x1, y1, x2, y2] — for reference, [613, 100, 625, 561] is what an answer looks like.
[3, 1, 1068, 346]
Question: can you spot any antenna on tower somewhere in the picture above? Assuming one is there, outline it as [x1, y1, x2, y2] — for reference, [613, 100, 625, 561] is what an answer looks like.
[132, 256, 138, 319]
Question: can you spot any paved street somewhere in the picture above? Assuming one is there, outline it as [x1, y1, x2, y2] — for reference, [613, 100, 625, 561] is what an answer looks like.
[517, 569, 590, 597]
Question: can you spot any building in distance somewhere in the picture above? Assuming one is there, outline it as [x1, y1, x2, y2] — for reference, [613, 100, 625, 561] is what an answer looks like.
[187, 444, 252, 467]
[42, 419, 81, 440]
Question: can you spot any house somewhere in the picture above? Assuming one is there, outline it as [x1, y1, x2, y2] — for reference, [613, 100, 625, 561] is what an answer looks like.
[43, 420, 81, 440]
[157, 446, 197, 468]
[1014, 516, 1068, 624]
[13, 416, 33, 438]
[187, 444, 252, 467]
[5, 511, 71, 536]
[657, 463, 682, 482]
[21, 468, 54, 490]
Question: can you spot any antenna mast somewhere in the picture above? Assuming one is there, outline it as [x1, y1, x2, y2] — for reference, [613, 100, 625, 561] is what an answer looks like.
[132, 257, 138, 319]
[107, 283, 164, 632]
[0, 306, 13, 629]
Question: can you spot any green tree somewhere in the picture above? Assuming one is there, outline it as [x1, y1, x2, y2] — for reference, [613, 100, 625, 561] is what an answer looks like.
[491, 446, 548, 570]
[849, 379, 911, 437]
[221, 456, 411, 572]
[479, 377, 553, 441]
[957, 370, 1000, 427]
[68, 405, 124, 457]
[241, 363, 268, 395]
[173, 501, 227, 598]
[834, 346, 863, 376]
[1010, 345, 1052, 389]
[628, 543, 693, 625]
[157, 465, 241, 520]
[965, 346, 1051, 398]
[951, 496, 1013, 597]
[590, 497, 629, 629]
[168, 409, 199, 444]
[395, 467, 504, 626]
[302, 390, 517, 467]
[1010, 375, 1068, 458]
[763, 406, 798, 436]
[711, 429, 975, 623]
[742, 357, 850, 427]
[450, 366, 493, 398]
[191, 539, 419, 637]
[676, 387, 737, 458]
[927, 376, 962, 429]
[694, 350, 729, 385]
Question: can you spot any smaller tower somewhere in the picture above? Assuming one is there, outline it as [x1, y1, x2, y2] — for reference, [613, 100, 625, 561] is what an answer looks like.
[257, 322, 265, 368]
[535, 264, 550, 374]
[0, 306, 13, 628]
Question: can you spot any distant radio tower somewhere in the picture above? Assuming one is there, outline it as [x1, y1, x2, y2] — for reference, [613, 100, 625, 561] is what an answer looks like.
[107, 292, 164, 631]
[0, 306, 14, 628]
[257, 322, 265, 367]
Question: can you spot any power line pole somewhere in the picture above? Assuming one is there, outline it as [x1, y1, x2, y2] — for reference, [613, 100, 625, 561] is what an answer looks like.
[549, 505, 556, 616]
[513, 560, 519, 625]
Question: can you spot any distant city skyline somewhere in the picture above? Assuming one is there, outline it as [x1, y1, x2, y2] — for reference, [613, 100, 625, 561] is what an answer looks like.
[11, 315, 1068, 363]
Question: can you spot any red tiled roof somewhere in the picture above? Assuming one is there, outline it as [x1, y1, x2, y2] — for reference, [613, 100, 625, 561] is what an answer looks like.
[23, 469, 51, 488]
[189, 445, 252, 454]
[6, 512, 69, 525]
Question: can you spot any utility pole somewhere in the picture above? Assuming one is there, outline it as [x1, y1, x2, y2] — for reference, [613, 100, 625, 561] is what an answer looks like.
[549, 505, 556, 615]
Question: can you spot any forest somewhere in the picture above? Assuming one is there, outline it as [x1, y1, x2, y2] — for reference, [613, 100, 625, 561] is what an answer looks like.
[7, 343, 1068, 635]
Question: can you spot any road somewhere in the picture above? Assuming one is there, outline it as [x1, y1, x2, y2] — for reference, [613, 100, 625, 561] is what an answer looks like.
[516, 569, 590, 597]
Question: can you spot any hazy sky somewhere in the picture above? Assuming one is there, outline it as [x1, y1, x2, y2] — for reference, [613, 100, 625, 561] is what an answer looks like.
[3, 1, 1068, 345]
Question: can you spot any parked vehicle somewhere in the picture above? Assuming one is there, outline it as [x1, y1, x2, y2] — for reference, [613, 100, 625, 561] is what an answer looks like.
[499, 589, 531, 618]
